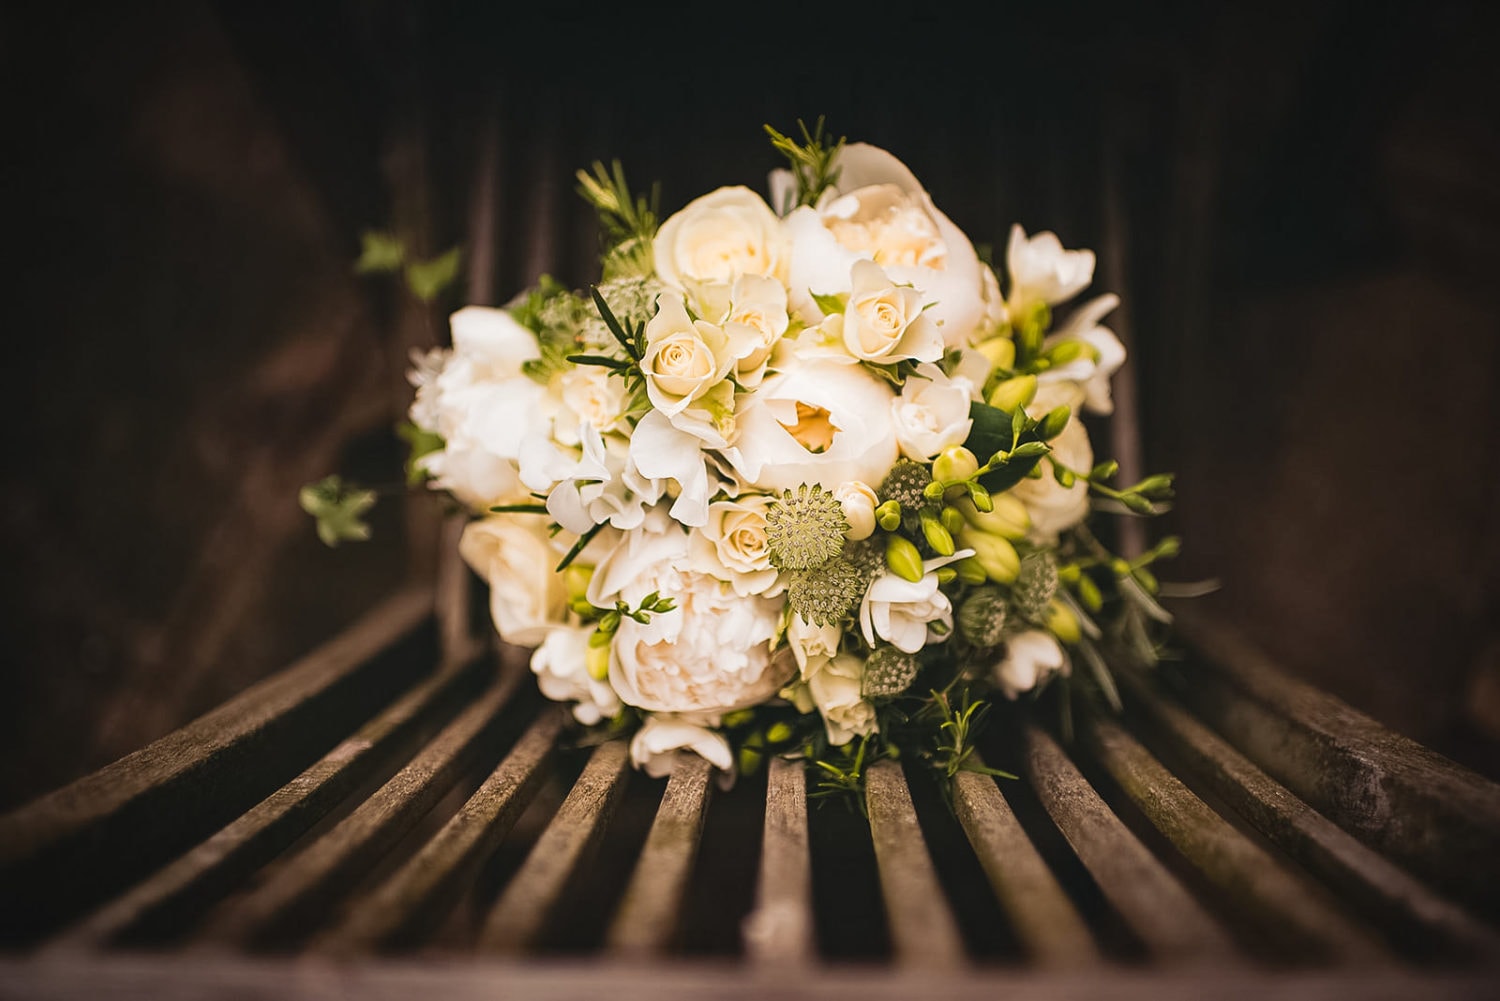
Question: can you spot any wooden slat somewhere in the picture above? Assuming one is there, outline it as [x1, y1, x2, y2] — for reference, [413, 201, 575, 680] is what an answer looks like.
[476, 738, 631, 955]
[1083, 713, 1394, 965]
[313, 706, 567, 954]
[951, 765, 1101, 968]
[863, 759, 968, 970]
[1169, 604, 1500, 916]
[0, 587, 436, 945]
[1024, 723, 1242, 964]
[604, 753, 715, 958]
[742, 756, 815, 965]
[1116, 665, 1500, 965]
[39, 651, 486, 953]
[191, 659, 523, 949]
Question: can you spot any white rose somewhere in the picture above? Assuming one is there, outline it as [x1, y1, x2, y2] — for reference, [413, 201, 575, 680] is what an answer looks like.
[530, 625, 622, 725]
[1006, 224, 1095, 312]
[841, 259, 943, 364]
[788, 614, 844, 679]
[779, 143, 985, 348]
[686, 494, 782, 597]
[458, 514, 571, 648]
[688, 274, 791, 388]
[641, 294, 736, 422]
[890, 363, 975, 462]
[858, 549, 972, 654]
[995, 629, 1069, 699]
[630, 714, 735, 783]
[610, 565, 795, 715]
[555, 364, 629, 441]
[653, 186, 788, 290]
[1011, 382, 1094, 541]
[806, 653, 878, 746]
[726, 355, 899, 493]
[833, 481, 879, 541]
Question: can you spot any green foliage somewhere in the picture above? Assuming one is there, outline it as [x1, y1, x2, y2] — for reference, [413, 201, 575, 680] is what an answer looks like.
[404, 246, 464, 303]
[299, 475, 377, 547]
[765, 117, 847, 211]
[396, 421, 444, 487]
[353, 230, 406, 274]
[576, 160, 659, 278]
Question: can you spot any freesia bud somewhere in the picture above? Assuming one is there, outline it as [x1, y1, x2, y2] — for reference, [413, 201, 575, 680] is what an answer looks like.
[956, 556, 988, 585]
[975, 336, 1016, 372]
[932, 446, 979, 484]
[920, 510, 955, 557]
[940, 506, 966, 534]
[961, 529, 1020, 584]
[586, 639, 611, 680]
[886, 534, 926, 583]
[1037, 406, 1072, 441]
[834, 481, 879, 541]
[1045, 599, 1081, 645]
[987, 374, 1037, 413]
[956, 493, 1030, 540]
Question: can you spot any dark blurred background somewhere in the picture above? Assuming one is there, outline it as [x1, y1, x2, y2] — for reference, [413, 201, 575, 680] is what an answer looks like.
[3, 0, 1498, 810]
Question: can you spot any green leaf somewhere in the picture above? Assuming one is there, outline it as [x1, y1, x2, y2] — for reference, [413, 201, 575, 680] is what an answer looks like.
[810, 291, 846, 316]
[396, 421, 444, 487]
[298, 475, 377, 547]
[353, 230, 406, 274]
[404, 246, 464, 303]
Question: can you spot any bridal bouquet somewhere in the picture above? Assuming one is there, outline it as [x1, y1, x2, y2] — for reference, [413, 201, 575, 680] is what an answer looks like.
[319, 121, 1181, 799]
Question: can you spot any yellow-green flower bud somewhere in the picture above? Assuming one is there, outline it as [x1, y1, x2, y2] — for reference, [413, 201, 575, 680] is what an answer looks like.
[975, 336, 1016, 372]
[875, 499, 902, 532]
[939, 505, 966, 534]
[932, 446, 979, 484]
[586, 638, 611, 680]
[886, 534, 926, 583]
[956, 493, 1030, 540]
[766, 722, 794, 745]
[1077, 573, 1103, 613]
[1046, 599, 1081, 645]
[1037, 405, 1072, 441]
[955, 556, 988, 586]
[1046, 340, 1088, 366]
[987, 374, 1038, 413]
[920, 510, 955, 557]
[960, 529, 1019, 583]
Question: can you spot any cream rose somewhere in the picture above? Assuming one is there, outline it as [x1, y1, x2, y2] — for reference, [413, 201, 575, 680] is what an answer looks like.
[687, 274, 791, 388]
[841, 259, 943, 364]
[890, 364, 975, 462]
[641, 294, 735, 420]
[806, 652, 878, 746]
[653, 186, 787, 290]
[725, 355, 899, 493]
[458, 514, 571, 648]
[686, 494, 782, 597]
[779, 143, 986, 348]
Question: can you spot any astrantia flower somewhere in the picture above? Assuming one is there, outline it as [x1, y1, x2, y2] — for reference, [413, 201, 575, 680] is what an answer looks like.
[764, 484, 847, 571]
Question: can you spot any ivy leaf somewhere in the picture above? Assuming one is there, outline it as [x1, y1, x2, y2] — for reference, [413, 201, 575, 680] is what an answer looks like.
[299, 475, 377, 547]
[353, 230, 406, 274]
[404, 246, 464, 303]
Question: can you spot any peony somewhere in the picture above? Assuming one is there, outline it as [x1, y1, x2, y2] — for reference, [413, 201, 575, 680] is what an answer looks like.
[686, 494, 782, 597]
[630, 714, 735, 783]
[725, 355, 899, 493]
[890, 363, 975, 462]
[779, 143, 986, 348]
[806, 653, 878, 746]
[1005, 224, 1095, 312]
[608, 553, 795, 716]
[841, 259, 943, 364]
[995, 629, 1069, 699]
[653, 186, 787, 290]
[530, 625, 622, 726]
[458, 514, 571, 648]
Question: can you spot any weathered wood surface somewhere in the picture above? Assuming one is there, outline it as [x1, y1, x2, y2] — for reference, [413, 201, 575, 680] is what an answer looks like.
[742, 755, 815, 965]
[0, 587, 437, 946]
[863, 760, 968, 970]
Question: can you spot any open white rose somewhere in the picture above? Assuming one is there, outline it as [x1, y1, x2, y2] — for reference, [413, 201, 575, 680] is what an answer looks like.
[725, 355, 898, 493]
[841, 259, 943, 364]
[687, 274, 791, 388]
[806, 652, 878, 746]
[890, 363, 975, 462]
[630, 715, 736, 785]
[779, 143, 986, 348]
[995, 629, 1069, 699]
[609, 564, 795, 716]
[686, 494, 782, 597]
[641, 294, 736, 424]
[654, 185, 788, 290]
[458, 514, 571, 648]
[1006, 224, 1096, 312]
[859, 550, 972, 654]
[530, 625, 622, 726]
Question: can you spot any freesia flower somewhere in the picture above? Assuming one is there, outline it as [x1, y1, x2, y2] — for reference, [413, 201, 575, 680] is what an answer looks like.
[859, 550, 974, 654]
[995, 629, 1069, 699]
[530, 625, 622, 725]
[1005, 224, 1095, 312]
[1038, 292, 1127, 416]
[630, 714, 735, 784]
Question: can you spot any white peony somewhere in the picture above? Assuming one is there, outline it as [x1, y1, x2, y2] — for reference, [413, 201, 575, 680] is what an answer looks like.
[725, 355, 898, 493]
[608, 548, 795, 716]
[779, 143, 986, 348]
[858, 549, 972, 654]
[995, 629, 1069, 699]
[630, 714, 735, 783]
[458, 514, 571, 648]
[1006, 224, 1095, 312]
[890, 363, 975, 462]
[530, 625, 622, 725]
[653, 186, 788, 290]
[806, 653, 878, 746]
